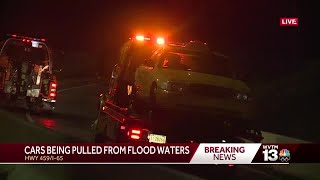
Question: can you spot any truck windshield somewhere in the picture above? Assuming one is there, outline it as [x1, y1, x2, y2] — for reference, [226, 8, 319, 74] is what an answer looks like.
[125, 44, 158, 70]
[162, 50, 233, 78]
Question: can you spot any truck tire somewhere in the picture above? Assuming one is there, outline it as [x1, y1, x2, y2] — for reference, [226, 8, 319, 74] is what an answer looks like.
[42, 102, 55, 114]
[94, 115, 107, 143]
[28, 100, 55, 115]
[94, 118, 120, 143]
[94, 112, 120, 143]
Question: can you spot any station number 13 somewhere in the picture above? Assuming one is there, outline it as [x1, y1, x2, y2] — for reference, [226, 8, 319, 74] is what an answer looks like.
[262, 149, 278, 161]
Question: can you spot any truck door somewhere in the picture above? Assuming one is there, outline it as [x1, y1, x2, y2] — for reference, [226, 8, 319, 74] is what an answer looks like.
[135, 53, 158, 98]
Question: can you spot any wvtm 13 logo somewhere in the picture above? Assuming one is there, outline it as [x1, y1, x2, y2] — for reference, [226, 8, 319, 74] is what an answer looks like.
[262, 145, 291, 163]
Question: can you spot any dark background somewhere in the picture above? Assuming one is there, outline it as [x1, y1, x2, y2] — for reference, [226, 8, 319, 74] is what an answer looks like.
[1, 0, 319, 141]
[0, 0, 317, 80]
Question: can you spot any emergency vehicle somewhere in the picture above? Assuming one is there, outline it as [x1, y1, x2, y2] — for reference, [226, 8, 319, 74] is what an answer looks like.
[0, 34, 58, 113]
[93, 34, 263, 144]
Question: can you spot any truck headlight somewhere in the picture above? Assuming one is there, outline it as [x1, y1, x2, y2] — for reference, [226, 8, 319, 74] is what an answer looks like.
[236, 93, 250, 101]
[160, 82, 169, 90]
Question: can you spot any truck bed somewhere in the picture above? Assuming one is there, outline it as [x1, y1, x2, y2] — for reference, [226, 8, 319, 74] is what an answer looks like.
[149, 109, 261, 143]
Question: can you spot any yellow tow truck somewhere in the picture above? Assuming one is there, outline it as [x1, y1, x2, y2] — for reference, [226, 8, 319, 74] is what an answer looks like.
[94, 34, 262, 144]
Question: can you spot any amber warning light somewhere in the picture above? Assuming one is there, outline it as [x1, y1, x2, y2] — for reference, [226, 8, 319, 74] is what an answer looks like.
[156, 37, 165, 45]
[134, 35, 165, 45]
[135, 35, 145, 41]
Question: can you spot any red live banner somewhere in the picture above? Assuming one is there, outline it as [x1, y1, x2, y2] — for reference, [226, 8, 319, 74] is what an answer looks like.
[0, 143, 318, 164]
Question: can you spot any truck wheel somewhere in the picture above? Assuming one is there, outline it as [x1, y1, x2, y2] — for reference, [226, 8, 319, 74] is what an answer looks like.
[94, 117, 107, 143]
[43, 102, 55, 114]
[29, 101, 52, 114]
[94, 112, 120, 143]
[94, 119, 119, 143]
[106, 118, 121, 142]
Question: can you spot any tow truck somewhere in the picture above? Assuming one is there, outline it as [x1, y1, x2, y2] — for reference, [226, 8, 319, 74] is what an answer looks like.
[93, 34, 263, 144]
[0, 34, 58, 113]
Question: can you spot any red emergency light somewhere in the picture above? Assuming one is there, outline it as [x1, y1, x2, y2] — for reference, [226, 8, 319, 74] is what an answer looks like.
[135, 35, 145, 41]
[49, 82, 57, 98]
[49, 92, 56, 98]
[128, 128, 142, 140]
[7, 34, 46, 43]
[130, 135, 140, 140]
[156, 37, 165, 45]
[50, 82, 57, 88]
[131, 129, 141, 135]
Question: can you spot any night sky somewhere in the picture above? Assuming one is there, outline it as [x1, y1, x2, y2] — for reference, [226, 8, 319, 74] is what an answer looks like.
[0, 0, 317, 81]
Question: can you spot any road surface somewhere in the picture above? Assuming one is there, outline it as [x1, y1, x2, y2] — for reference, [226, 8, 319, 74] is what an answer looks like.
[0, 79, 318, 180]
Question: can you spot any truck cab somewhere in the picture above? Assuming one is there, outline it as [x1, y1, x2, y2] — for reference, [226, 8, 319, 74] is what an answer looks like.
[107, 35, 165, 108]
[0, 34, 58, 112]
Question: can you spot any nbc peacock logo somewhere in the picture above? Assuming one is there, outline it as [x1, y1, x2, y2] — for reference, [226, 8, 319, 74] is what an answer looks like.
[279, 149, 291, 162]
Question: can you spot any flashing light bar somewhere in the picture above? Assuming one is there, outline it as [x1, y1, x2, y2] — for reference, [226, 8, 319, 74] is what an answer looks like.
[7, 34, 46, 42]
[135, 35, 145, 41]
[156, 37, 165, 45]
[133, 35, 165, 45]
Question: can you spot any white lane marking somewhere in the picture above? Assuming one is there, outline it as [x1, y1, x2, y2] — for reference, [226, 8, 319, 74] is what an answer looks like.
[57, 83, 97, 93]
